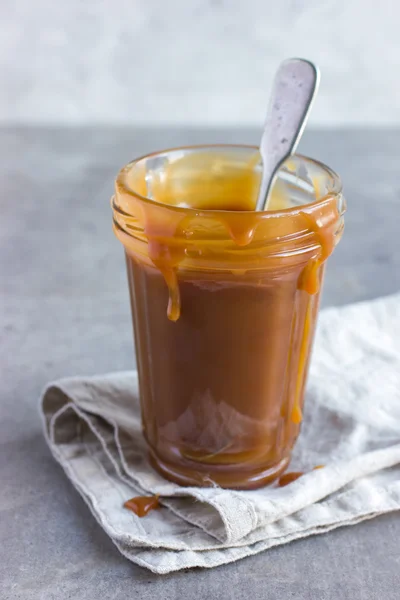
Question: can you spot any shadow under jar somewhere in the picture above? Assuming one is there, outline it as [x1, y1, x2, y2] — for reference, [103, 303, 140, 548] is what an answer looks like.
[112, 145, 345, 489]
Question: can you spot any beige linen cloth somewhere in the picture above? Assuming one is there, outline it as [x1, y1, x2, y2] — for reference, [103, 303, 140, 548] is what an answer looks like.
[40, 293, 400, 574]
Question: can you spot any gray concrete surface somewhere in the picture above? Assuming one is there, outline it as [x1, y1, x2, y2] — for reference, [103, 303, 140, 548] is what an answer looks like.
[1, 126, 400, 599]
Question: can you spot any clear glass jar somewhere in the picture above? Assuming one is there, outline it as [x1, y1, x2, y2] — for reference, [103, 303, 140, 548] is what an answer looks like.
[112, 145, 345, 489]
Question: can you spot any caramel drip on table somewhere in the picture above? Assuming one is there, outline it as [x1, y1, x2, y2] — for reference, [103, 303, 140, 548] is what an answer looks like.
[124, 494, 160, 517]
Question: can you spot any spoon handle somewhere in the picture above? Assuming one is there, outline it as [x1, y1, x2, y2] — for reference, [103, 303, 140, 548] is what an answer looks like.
[255, 58, 320, 211]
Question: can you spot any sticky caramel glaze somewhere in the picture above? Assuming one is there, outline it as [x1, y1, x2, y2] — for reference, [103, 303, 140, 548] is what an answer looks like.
[278, 465, 325, 487]
[113, 149, 344, 489]
[278, 471, 304, 487]
[124, 495, 160, 517]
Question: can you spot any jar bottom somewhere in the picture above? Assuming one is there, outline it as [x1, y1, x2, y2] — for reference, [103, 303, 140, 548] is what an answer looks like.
[148, 450, 290, 490]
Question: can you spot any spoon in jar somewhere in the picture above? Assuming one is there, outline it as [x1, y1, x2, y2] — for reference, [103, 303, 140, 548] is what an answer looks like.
[255, 58, 320, 211]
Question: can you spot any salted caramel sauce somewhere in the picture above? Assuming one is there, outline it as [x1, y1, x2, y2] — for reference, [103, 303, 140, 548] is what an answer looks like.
[112, 148, 342, 489]
[124, 495, 160, 517]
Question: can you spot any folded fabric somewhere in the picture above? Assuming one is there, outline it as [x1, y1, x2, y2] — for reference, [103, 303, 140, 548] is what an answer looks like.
[40, 293, 400, 574]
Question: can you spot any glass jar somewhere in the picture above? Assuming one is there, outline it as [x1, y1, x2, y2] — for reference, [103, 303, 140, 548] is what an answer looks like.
[112, 145, 345, 489]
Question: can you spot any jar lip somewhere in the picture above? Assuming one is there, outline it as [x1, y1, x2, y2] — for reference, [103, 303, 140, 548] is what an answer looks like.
[115, 143, 343, 218]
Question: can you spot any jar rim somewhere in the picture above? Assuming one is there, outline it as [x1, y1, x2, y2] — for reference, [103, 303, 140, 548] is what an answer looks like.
[114, 143, 343, 218]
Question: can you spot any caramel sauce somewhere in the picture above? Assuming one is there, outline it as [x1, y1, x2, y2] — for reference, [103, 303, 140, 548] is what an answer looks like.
[113, 148, 342, 489]
[278, 471, 304, 487]
[278, 464, 325, 487]
[117, 151, 337, 323]
[124, 495, 160, 517]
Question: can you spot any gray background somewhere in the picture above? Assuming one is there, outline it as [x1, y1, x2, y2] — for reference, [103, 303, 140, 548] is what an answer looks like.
[1, 126, 400, 599]
[1, 0, 400, 126]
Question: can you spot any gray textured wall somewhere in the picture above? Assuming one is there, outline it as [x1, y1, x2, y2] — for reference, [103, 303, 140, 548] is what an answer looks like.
[1, 0, 398, 126]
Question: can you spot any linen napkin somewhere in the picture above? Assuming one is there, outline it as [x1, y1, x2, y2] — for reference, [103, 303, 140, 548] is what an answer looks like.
[40, 293, 400, 574]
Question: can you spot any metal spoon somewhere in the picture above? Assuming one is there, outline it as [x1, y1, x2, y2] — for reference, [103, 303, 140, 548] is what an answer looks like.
[255, 58, 320, 211]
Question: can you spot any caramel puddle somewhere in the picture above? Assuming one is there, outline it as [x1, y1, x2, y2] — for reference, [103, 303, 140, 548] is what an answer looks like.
[124, 494, 160, 517]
